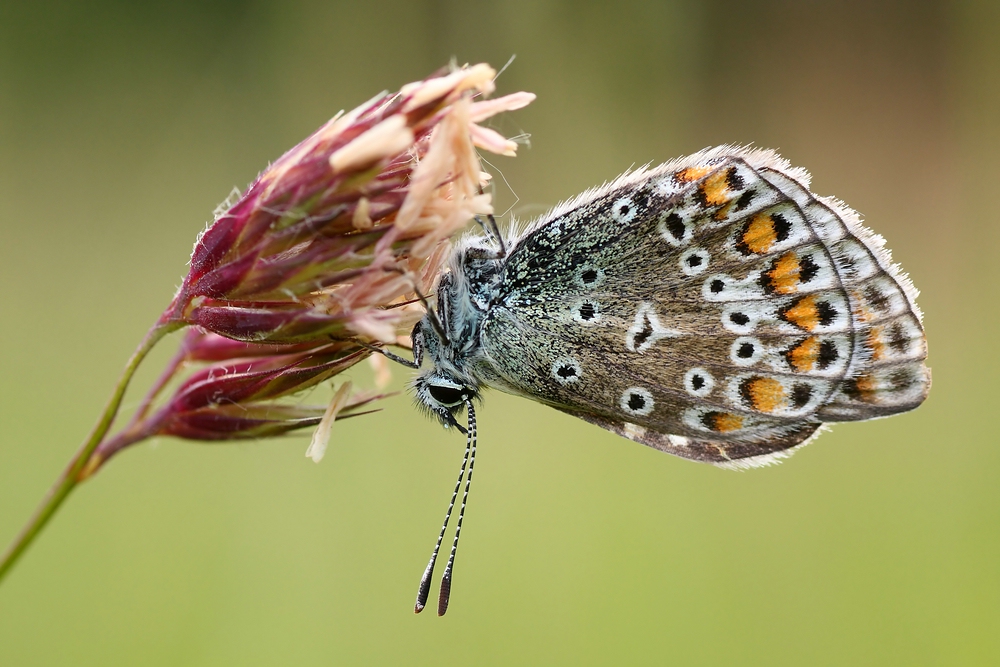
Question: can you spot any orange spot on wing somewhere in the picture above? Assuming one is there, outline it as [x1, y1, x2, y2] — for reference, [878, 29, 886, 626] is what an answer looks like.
[852, 290, 875, 323]
[699, 169, 731, 206]
[786, 336, 820, 372]
[781, 295, 820, 331]
[868, 326, 887, 361]
[675, 165, 712, 183]
[744, 377, 785, 413]
[846, 375, 878, 402]
[709, 412, 744, 432]
[740, 213, 778, 254]
[766, 251, 802, 294]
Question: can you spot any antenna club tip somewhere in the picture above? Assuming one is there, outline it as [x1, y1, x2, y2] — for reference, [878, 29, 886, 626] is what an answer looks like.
[415, 576, 432, 614]
[437, 575, 452, 616]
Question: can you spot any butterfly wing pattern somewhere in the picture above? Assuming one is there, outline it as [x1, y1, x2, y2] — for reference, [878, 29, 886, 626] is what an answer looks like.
[469, 146, 929, 469]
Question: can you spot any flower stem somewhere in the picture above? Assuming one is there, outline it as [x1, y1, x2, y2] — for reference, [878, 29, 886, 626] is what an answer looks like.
[126, 342, 188, 427]
[0, 321, 180, 585]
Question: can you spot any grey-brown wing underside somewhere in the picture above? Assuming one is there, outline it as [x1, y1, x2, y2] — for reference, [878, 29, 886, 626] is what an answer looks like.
[475, 147, 928, 468]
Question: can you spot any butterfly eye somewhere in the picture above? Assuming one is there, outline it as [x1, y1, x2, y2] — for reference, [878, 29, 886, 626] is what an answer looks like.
[428, 384, 466, 406]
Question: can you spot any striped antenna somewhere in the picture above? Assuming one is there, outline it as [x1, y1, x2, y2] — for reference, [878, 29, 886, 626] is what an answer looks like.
[414, 402, 473, 613]
[437, 399, 478, 616]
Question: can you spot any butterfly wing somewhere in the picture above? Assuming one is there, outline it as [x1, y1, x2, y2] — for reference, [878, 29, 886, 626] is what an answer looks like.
[475, 146, 929, 468]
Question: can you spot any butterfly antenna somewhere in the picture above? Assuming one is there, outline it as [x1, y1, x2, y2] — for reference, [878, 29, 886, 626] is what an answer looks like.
[414, 410, 472, 613]
[438, 399, 478, 616]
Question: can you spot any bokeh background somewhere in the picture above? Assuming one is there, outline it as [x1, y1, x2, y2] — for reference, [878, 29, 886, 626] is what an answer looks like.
[1, 1, 998, 665]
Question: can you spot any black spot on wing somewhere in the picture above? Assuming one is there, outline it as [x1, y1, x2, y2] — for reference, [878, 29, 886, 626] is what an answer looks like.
[818, 340, 839, 369]
[791, 383, 812, 409]
[556, 364, 578, 379]
[799, 254, 820, 283]
[633, 315, 654, 348]
[887, 322, 909, 353]
[864, 284, 891, 313]
[627, 393, 646, 411]
[734, 190, 756, 211]
[663, 213, 686, 242]
[773, 213, 792, 242]
[725, 166, 745, 191]
[817, 301, 838, 327]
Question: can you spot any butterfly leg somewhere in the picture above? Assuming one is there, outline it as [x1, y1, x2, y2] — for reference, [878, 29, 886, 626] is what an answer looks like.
[378, 264, 451, 346]
[358, 341, 421, 369]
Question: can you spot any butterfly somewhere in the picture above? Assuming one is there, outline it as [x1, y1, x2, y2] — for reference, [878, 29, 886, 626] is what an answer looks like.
[379, 146, 930, 615]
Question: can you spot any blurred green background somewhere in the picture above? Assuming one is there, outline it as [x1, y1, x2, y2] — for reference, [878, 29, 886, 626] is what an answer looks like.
[1, 1, 997, 665]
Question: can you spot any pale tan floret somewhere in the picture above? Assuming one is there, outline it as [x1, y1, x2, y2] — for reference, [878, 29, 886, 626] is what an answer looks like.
[306, 381, 354, 463]
[330, 115, 415, 173]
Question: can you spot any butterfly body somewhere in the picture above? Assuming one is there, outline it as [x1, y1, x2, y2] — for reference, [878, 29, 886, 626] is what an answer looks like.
[410, 146, 929, 469]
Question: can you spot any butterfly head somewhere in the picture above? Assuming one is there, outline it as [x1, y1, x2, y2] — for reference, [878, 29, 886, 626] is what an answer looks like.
[409, 317, 482, 432]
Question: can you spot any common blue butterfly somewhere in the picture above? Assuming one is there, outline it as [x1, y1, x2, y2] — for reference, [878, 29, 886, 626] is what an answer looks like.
[379, 146, 930, 614]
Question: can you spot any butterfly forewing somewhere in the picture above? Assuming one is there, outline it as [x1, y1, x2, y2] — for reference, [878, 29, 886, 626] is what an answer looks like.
[476, 147, 928, 467]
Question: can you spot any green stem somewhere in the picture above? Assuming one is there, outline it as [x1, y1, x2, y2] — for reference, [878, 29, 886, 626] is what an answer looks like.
[0, 321, 180, 585]
[126, 343, 187, 427]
